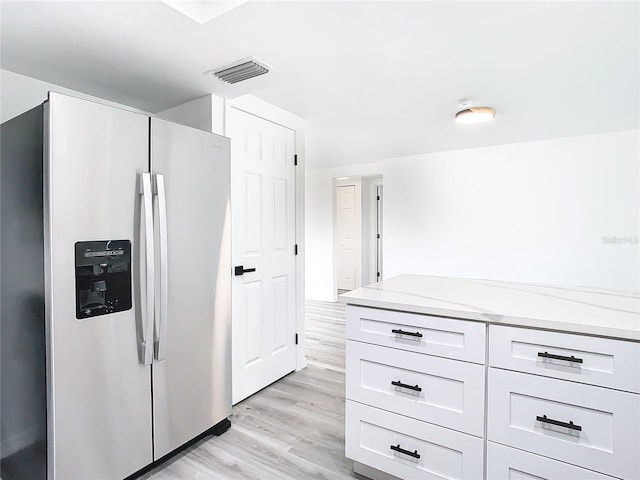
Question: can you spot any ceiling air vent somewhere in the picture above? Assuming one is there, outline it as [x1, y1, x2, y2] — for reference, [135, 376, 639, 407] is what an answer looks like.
[211, 58, 269, 84]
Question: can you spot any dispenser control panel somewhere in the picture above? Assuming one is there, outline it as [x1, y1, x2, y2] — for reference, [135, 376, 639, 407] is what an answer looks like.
[74, 240, 132, 319]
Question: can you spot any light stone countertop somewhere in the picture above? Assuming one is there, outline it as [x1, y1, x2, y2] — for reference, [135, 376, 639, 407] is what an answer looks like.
[340, 274, 640, 341]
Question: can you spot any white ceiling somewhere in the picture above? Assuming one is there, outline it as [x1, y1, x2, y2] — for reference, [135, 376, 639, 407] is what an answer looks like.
[1, 1, 638, 169]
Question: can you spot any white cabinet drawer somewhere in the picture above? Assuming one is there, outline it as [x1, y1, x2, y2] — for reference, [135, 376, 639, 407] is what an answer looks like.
[489, 325, 640, 393]
[346, 341, 485, 436]
[487, 442, 616, 480]
[346, 305, 486, 364]
[345, 400, 484, 480]
[488, 368, 640, 479]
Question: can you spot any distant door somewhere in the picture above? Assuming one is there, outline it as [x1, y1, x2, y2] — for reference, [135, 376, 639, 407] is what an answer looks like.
[227, 108, 297, 405]
[336, 185, 357, 291]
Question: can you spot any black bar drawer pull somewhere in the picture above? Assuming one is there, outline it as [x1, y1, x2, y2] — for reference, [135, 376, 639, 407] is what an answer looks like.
[391, 328, 423, 338]
[391, 380, 422, 392]
[234, 265, 256, 276]
[390, 444, 420, 459]
[537, 351, 583, 364]
[536, 415, 582, 431]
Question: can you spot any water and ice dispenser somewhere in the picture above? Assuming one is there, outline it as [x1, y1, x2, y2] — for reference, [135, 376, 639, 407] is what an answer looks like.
[74, 240, 132, 318]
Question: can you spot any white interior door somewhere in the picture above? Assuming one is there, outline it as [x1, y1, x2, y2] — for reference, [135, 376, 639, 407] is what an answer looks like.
[336, 185, 357, 291]
[228, 108, 296, 404]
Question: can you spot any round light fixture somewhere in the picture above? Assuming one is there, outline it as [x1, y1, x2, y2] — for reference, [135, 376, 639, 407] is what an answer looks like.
[455, 105, 496, 125]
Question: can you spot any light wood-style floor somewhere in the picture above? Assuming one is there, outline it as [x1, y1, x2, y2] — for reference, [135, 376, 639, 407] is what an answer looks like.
[141, 300, 363, 480]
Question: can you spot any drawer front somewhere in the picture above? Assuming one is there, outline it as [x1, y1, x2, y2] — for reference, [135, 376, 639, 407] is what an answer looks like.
[345, 400, 484, 480]
[346, 305, 486, 364]
[488, 368, 640, 479]
[490, 325, 640, 393]
[346, 341, 485, 436]
[487, 442, 615, 480]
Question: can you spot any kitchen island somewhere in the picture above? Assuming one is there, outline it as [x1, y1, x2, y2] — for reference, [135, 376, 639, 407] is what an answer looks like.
[342, 275, 640, 480]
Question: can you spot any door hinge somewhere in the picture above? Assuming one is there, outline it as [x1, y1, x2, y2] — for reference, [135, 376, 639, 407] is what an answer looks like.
[377, 195, 380, 200]
[377, 272, 381, 278]
[295, 244, 299, 255]
[295, 333, 299, 345]
[294, 154, 298, 166]
[377, 234, 380, 239]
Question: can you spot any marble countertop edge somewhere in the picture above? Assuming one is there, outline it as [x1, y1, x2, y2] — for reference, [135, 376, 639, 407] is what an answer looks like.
[340, 275, 640, 342]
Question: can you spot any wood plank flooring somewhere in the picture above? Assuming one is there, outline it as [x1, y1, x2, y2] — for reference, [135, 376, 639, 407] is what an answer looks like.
[140, 300, 363, 480]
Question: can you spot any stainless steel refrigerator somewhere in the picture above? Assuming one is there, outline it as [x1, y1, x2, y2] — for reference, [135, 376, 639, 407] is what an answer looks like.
[1, 92, 232, 479]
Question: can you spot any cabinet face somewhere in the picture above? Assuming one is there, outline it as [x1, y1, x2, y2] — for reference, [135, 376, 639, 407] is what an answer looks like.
[346, 340, 485, 436]
[489, 325, 640, 393]
[487, 442, 615, 480]
[488, 368, 640, 479]
[345, 303, 640, 480]
[346, 306, 486, 364]
[345, 401, 484, 480]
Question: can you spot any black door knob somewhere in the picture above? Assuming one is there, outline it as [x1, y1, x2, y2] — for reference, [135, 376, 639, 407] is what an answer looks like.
[234, 265, 256, 276]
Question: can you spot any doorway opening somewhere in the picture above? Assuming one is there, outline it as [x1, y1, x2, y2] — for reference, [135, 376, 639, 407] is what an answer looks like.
[333, 175, 383, 300]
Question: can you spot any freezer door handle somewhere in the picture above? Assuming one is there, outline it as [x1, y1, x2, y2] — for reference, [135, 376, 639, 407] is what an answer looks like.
[154, 173, 168, 361]
[140, 173, 155, 365]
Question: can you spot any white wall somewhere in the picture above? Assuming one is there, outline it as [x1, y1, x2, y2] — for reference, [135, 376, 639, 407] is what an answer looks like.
[305, 162, 383, 301]
[305, 130, 639, 300]
[1, 69, 147, 122]
[383, 130, 639, 291]
[157, 94, 225, 135]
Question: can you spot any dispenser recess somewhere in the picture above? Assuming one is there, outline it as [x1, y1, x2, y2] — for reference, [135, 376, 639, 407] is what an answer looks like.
[74, 240, 132, 319]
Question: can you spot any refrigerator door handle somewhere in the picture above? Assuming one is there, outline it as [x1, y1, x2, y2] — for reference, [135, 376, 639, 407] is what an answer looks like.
[140, 172, 155, 366]
[154, 173, 168, 361]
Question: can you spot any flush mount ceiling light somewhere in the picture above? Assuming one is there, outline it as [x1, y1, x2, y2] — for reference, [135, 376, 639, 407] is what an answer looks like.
[455, 100, 496, 125]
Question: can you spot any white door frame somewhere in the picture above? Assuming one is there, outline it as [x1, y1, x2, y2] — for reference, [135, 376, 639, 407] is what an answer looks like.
[333, 177, 362, 295]
[362, 176, 383, 286]
[375, 183, 383, 282]
[225, 95, 306, 373]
